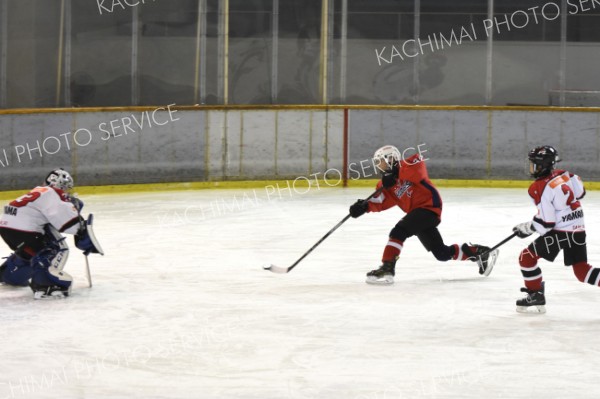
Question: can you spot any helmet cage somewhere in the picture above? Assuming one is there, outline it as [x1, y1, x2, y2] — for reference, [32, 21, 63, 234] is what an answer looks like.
[373, 145, 402, 173]
[45, 168, 74, 191]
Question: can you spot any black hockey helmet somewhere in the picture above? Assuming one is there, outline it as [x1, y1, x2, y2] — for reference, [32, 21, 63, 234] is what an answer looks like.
[528, 146, 560, 178]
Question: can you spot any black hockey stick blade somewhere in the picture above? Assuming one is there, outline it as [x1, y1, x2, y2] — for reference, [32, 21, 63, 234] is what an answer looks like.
[477, 232, 518, 274]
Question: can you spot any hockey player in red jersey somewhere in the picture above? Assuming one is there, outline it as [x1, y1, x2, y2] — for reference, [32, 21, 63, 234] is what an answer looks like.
[349, 145, 497, 285]
[512, 145, 599, 313]
[0, 168, 103, 299]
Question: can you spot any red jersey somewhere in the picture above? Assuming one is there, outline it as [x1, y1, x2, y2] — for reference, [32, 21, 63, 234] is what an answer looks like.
[367, 154, 442, 217]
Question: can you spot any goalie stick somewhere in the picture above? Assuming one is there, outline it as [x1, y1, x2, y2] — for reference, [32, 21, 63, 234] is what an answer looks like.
[72, 197, 93, 288]
[71, 196, 102, 288]
[264, 187, 384, 274]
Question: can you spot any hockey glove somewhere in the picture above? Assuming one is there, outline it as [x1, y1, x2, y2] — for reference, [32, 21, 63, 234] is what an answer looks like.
[513, 221, 535, 238]
[75, 226, 101, 255]
[381, 170, 398, 188]
[70, 197, 84, 212]
[349, 200, 369, 218]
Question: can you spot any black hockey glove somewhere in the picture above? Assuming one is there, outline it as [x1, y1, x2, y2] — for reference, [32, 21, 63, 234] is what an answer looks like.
[349, 199, 369, 218]
[513, 221, 535, 238]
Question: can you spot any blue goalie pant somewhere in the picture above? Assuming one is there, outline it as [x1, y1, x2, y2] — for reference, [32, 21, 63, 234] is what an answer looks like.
[0, 225, 72, 296]
[0, 254, 34, 286]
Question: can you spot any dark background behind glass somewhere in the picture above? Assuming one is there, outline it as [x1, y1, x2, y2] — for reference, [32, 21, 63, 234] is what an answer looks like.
[1, 0, 599, 108]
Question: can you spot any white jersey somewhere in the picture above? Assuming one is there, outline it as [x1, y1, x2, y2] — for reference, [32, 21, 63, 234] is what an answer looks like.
[528, 169, 586, 234]
[0, 186, 80, 234]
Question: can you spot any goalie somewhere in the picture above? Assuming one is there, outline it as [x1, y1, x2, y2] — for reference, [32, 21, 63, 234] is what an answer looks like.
[349, 145, 497, 285]
[0, 168, 103, 299]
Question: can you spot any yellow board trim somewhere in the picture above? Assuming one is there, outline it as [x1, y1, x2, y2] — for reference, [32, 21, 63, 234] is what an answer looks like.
[346, 179, 534, 189]
[1, 179, 600, 201]
[1, 104, 600, 115]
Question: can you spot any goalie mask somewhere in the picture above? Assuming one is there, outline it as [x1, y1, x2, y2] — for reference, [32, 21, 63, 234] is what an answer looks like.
[45, 168, 74, 191]
[373, 145, 401, 173]
[528, 146, 560, 178]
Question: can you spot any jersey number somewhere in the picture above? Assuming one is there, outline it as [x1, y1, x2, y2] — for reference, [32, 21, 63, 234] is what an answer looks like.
[9, 187, 48, 208]
[561, 185, 581, 211]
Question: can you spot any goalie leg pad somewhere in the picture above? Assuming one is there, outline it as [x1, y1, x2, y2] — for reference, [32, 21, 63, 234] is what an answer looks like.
[43, 225, 70, 270]
[30, 267, 73, 299]
[0, 254, 34, 286]
[30, 228, 72, 298]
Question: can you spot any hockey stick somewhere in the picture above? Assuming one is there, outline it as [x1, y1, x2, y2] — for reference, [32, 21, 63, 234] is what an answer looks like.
[71, 196, 92, 288]
[477, 232, 518, 266]
[264, 187, 384, 274]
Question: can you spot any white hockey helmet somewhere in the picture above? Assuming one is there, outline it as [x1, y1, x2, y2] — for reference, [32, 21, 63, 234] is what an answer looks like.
[45, 168, 74, 191]
[373, 145, 401, 173]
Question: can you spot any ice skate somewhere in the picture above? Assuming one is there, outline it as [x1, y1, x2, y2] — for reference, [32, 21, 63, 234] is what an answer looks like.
[30, 283, 71, 300]
[516, 282, 546, 314]
[366, 261, 396, 285]
[462, 244, 498, 276]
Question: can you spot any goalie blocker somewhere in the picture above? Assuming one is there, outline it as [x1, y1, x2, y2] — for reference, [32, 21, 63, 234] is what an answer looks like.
[75, 214, 104, 256]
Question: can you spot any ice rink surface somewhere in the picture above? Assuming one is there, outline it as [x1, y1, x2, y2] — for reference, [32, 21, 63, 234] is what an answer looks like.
[1, 186, 600, 399]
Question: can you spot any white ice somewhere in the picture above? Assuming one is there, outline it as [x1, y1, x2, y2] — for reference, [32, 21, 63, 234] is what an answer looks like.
[1, 186, 600, 399]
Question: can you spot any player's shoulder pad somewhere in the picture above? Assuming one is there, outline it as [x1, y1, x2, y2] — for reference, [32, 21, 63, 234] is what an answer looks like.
[401, 154, 422, 167]
[567, 171, 583, 182]
[49, 186, 72, 203]
[528, 180, 546, 205]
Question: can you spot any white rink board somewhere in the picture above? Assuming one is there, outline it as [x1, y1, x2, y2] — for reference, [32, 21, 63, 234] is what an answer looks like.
[1, 187, 600, 399]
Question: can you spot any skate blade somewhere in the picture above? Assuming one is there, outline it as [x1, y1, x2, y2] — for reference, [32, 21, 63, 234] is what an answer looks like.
[479, 249, 499, 276]
[365, 276, 394, 285]
[33, 291, 68, 300]
[516, 305, 546, 314]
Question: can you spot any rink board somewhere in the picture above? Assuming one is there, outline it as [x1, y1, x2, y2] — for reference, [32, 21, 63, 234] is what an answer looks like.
[1, 105, 600, 190]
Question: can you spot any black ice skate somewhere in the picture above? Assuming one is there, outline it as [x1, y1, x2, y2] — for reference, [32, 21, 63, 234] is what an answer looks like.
[462, 244, 498, 276]
[516, 282, 546, 314]
[30, 283, 70, 300]
[366, 260, 396, 285]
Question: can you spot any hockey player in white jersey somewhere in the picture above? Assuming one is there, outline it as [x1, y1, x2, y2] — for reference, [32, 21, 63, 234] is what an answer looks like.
[512, 146, 599, 313]
[0, 168, 102, 299]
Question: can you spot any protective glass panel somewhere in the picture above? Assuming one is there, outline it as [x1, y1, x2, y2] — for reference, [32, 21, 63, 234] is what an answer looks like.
[333, 0, 415, 104]
[491, 1, 562, 105]
[6, 0, 62, 108]
[418, 0, 487, 104]
[138, 0, 198, 105]
[0, 0, 6, 107]
[192, 0, 222, 105]
[277, 0, 322, 104]
[228, 0, 272, 104]
[563, 5, 600, 106]
[71, 1, 133, 107]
